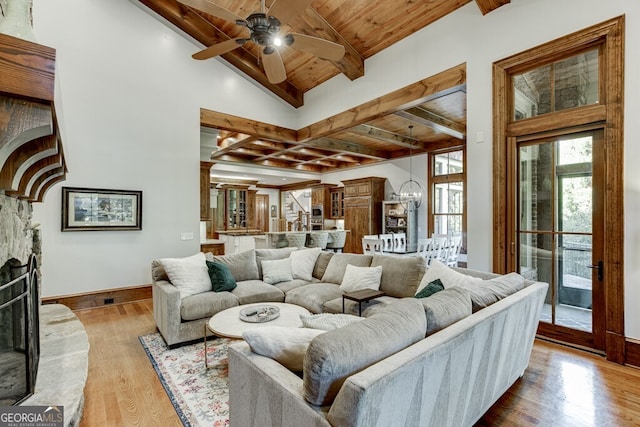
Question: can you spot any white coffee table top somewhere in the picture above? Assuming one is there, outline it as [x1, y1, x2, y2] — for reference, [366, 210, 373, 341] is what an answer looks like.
[208, 302, 311, 339]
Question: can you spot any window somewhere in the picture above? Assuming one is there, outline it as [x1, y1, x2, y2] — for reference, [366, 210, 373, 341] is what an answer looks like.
[428, 149, 466, 250]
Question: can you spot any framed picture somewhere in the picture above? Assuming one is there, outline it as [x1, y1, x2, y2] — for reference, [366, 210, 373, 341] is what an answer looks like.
[61, 187, 142, 231]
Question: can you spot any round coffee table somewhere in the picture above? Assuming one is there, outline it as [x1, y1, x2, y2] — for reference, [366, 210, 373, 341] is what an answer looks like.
[204, 302, 311, 368]
[208, 302, 311, 339]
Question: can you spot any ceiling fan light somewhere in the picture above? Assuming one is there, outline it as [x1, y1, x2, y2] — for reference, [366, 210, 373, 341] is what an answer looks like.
[273, 36, 282, 47]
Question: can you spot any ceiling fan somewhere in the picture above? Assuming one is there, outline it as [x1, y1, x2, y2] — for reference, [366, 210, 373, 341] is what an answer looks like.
[178, 0, 346, 84]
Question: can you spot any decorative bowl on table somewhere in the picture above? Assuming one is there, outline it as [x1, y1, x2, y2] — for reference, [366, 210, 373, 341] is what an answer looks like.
[239, 305, 281, 323]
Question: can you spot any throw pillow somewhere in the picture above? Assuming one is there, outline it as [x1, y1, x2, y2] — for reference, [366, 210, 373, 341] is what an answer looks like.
[243, 326, 325, 372]
[339, 264, 383, 293]
[300, 313, 364, 331]
[261, 258, 293, 285]
[158, 252, 211, 298]
[210, 249, 259, 281]
[205, 260, 237, 292]
[290, 247, 322, 281]
[415, 278, 444, 298]
[417, 259, 481, 293]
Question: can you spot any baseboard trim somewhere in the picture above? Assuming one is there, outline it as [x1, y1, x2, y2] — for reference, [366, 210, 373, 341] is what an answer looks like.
[625, 338, 640, 368]
[42, 284, 152, 311]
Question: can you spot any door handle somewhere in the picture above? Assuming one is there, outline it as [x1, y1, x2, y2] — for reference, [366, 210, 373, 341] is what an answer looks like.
[586, 260, 603, 281]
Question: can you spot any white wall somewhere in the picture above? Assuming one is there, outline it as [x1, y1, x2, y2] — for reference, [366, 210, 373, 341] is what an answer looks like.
[30, 0, 295, 297]
[28, 0, 640, 339]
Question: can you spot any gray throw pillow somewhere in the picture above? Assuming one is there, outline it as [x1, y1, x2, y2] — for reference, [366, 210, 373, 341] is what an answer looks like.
[210, 249, 259, 281]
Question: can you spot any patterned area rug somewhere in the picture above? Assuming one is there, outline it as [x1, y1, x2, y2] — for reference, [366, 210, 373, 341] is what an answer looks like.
[139, 333, 232, 427]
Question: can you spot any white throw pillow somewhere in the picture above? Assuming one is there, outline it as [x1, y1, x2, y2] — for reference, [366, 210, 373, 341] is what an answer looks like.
[417, 259, 481, 294]
[261, 258, 293, 284]
[290, 247, 322, 281]
[300, 313, 364, 331]
[339, 264, 383, 293]
[243, 326, 325, 371]
[159, 252, 211, 298]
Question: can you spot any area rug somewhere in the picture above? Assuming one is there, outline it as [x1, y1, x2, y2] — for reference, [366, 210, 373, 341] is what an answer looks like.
[139, 333, 232, 427]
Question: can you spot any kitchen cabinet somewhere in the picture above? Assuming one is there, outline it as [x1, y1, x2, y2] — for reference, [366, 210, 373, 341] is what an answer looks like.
[342, 177, 386, 253]
[329, 187, 344, 219]
[215, 186, 256, 231]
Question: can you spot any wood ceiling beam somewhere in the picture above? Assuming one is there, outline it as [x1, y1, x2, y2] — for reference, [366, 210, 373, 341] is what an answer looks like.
[210, 135, 259, 158]
[475, 0, 511, 15]
[347, 124, 417, 148]
[395, 107, 466, 140]
[306, 137, 389, 160]
[201, 110, 297, 141]
[297, 8, 364, 81]
[297, 64, 466, 141]
[138, 0, 303, 107]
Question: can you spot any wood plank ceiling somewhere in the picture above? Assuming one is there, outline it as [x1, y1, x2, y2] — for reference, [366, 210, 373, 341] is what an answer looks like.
[139, 0, 509, 175]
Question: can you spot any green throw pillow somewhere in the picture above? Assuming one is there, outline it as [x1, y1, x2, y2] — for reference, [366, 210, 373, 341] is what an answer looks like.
[206, 260, 237, 292]
[415, 278, 444, 299]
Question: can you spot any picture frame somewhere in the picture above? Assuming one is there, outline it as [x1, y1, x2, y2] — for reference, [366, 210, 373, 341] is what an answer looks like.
[61, 187, 142, 231]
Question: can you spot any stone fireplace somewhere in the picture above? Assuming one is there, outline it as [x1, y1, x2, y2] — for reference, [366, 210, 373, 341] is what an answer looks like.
[0, 194, 41, 405]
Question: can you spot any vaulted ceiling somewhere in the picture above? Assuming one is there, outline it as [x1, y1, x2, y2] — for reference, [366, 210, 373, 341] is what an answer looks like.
[139, 0, 509, 177]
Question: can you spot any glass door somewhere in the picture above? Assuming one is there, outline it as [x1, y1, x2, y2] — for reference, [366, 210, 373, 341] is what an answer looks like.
[517, 130, 604, 350]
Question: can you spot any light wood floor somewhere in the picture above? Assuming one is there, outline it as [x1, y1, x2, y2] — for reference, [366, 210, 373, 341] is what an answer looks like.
[75, 299, 640, 426]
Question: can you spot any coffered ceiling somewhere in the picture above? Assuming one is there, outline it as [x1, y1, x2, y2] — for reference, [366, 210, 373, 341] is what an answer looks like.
[138, 0, 509, 178]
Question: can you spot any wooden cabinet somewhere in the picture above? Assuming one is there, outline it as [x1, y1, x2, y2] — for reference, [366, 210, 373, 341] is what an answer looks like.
[215, 186, 256, 231]
[200, 162, 213, 220]
[200, 241, 224, 255]
[342, 177, 386, 253]
[311, 185, 332, 213]
[330, 187, 345, 219]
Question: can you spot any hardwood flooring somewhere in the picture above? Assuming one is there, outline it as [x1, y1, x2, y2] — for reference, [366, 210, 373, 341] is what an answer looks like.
[74, 299, 640, 426]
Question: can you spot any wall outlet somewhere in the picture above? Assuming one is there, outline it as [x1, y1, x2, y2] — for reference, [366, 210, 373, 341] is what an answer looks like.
[181, 232, 194, 240]
[104, 298, 114, 305]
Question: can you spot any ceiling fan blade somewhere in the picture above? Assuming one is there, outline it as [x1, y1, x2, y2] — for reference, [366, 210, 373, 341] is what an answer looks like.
[192, 38, 245, 60]
[268, 0, 314, 25]
[287, 33, 345, 61]
[261, 49, 286, 84]
[178, 0, 245, 24]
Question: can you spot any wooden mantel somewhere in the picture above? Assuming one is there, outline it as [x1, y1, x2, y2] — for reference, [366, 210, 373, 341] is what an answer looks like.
[0, 33, 66, 202]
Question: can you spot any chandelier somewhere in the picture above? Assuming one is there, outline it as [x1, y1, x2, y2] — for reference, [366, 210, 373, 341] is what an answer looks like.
[398, 125, 423, 209]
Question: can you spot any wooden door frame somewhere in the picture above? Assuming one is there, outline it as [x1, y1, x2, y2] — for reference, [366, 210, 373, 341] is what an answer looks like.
[255, 194, 269, 232]
[492, 16, 625, 362]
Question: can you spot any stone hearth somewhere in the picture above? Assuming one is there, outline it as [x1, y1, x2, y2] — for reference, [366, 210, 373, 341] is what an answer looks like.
[21, 304, 89, 427]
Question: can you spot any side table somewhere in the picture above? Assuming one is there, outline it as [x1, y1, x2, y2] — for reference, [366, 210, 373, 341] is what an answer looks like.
[342, 289, 386, 316]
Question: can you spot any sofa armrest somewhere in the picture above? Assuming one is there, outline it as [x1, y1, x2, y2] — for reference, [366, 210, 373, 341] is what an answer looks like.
[228, 342, 332, 427]
[152, 279, 182, 345]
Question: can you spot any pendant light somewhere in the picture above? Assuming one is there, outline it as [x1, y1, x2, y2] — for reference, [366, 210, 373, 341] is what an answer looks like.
[398, 125, 423, 209]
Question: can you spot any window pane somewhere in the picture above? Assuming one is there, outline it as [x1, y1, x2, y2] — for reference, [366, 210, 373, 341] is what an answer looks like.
[555, 49, 599, 112]
[513, 49, 599, 121]
[519, 143, 553, 232]
[557, 136, 592, 166]
[513, 64, 551, 120]
[433, 151, 463, 176]
[434, 182, 463, 214]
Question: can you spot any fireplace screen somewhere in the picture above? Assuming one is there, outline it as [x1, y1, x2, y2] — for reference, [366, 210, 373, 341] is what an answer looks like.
[0, 254, 39, 405]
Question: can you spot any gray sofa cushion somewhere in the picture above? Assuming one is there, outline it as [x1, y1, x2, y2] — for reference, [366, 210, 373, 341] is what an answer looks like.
[303, 298, 426, 406]
[371, 254, 425, 297]
[151, 259, 169, 282]
[321, 253, 373, 284]
[313, 251, 334, 280]
[274, 278, 312, 293]
[460, 272, 526, 312]
[419, 286, 472, 335]
[209, 249, 259, 281]
[255, 247, 298, 278]
[231, 280, 285, 304]
[285, 283, 342, 314]
[180, 291, 239, 321]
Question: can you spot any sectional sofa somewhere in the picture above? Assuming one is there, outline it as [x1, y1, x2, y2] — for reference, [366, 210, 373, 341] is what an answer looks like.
[151, 247, 548, 426]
